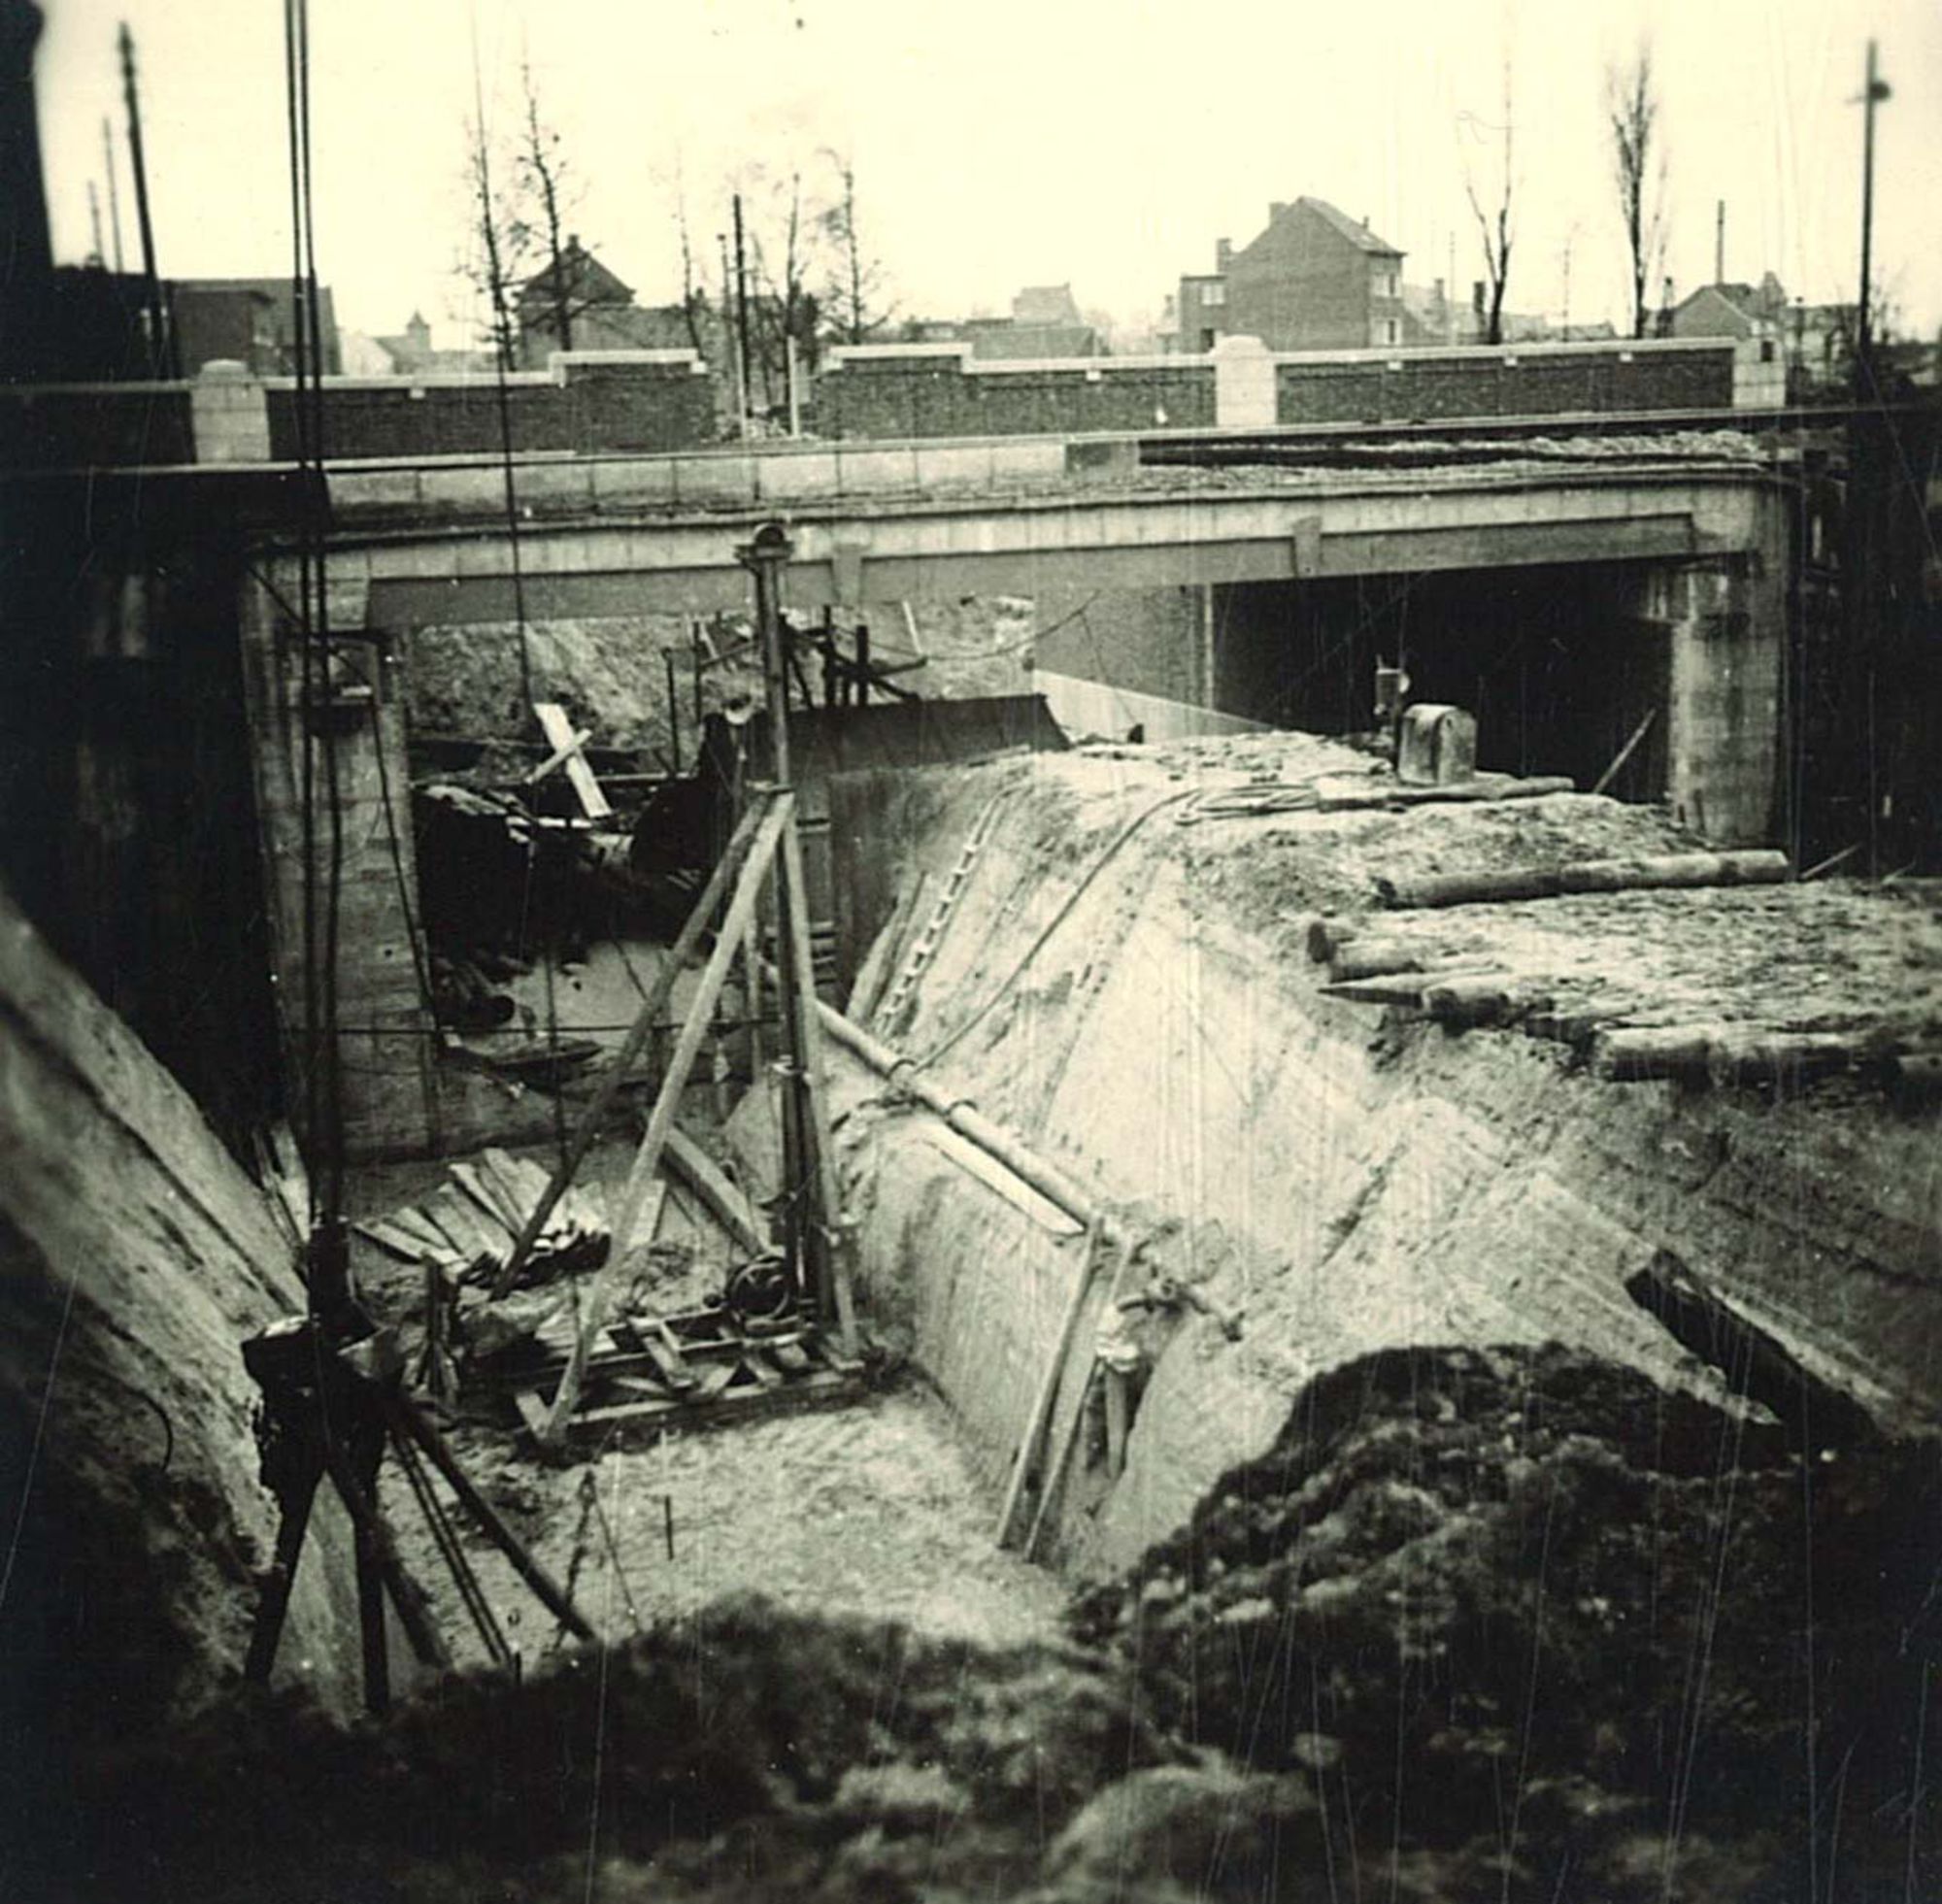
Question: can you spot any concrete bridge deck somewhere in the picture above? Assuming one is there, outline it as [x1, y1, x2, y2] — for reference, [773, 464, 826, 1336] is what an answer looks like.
[304, 436, 1781, 628]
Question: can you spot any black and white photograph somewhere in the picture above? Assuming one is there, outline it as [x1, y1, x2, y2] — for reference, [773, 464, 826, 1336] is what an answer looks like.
[3, 1, 1940, 1896]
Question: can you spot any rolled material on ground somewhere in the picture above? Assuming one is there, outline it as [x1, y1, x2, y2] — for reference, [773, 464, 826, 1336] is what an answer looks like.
[1379, 849, 1791, 912]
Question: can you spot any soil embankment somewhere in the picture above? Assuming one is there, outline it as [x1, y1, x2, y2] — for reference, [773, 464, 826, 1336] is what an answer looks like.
[822, 734, 1942, 1577]
[0, 887, 361, 1884]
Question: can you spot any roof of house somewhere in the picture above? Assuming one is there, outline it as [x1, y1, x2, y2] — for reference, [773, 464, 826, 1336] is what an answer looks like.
[519, 238, 633, 310]
[1012, 284, 1083, 326]
[1290, 196, 1402, 257]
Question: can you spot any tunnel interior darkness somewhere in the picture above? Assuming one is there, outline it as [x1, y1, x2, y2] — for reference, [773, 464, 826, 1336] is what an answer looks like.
[1213, 564, 1672, 799]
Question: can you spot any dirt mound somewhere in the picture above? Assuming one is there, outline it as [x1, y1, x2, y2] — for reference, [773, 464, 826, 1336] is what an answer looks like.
[47, 1599, 1178, 1903]
[1072, 1342, 1942, 1900]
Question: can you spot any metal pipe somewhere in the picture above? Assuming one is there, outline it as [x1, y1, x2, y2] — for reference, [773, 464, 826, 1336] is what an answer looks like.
[807, 993, 1107, 1238]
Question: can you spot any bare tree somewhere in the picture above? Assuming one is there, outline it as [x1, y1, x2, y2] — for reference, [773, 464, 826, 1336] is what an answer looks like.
[819, 150, 892, 346]
[1606, 42, 1668, 341]
[671, 150, 711, 358]
[1459, 63, 1516, 346]
[517, 62, 585, 354]
[460, 107, 531, 371]
[739, 165, 825, 418]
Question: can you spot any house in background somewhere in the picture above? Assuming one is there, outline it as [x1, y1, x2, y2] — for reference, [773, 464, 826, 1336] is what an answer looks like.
[514, 237, 706, 365]
[1668, 273, 1791, 343]
[1173, 197, 1406, 352]
[962, 284, 1103, 359]
[1669, 271, 1864, 396]
[171, 277, 341, 376]
[357, 310, 490, 377]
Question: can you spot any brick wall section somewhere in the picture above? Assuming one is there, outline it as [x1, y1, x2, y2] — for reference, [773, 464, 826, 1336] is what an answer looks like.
[1275, 343, 1736, 424]
[0, 386, 196, 467]
[267, 358, 718, 459]
[819, 353, 1216, 438]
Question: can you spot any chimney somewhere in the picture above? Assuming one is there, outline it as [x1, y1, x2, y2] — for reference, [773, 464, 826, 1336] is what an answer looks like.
[1215, 237, 1231, 271]
[1715, 199, 1725, 284]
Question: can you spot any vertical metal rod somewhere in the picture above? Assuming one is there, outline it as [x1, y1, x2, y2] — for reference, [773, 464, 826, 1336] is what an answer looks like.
[663, 646, 682, 777]
[732, 192, 753, 436]
[117, 23, 167, 375]
[748, 534, 814, 1294]
[101, 115, 125, 273]
[1858, 41, 1876, 359]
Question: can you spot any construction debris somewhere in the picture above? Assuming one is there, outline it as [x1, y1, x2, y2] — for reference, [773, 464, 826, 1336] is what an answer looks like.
[354, 1147, 610, 1289]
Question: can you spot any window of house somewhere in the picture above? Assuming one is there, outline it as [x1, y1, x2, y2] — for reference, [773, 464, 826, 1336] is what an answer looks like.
[1386, 318, 1399, 345]
[1199, 328, 1219, 351]
[1202, 283, 1227, 308]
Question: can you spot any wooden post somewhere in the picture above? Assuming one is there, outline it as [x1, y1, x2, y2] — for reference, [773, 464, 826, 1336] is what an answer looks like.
[995, 1223, 1102, 1548]
[538, 793, 794, 1445]
[491, 793, 783, 1297]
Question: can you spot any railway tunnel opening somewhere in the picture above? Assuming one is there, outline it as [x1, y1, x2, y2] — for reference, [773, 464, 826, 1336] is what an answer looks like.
[1208, 564, 1676, 796]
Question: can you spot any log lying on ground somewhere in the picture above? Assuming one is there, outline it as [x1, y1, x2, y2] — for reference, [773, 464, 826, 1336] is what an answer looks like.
[1593, 1022, 1876, 1086]
[1378, 849, 1791, 912]
[1315, 773, 1576, 812]
[1592, 1027, 1726, 1084]
[1704, 1031, 1865, 1089]
[1330, 939, 1428, 982]
[1303, 915, 1353, 964]
[1421, 974, 1555, 1029]
[1558, 850, 1791, 895]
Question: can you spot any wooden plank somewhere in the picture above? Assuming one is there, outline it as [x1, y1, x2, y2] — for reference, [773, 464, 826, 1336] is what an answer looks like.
[663, 1125, 766, 1253]
[532, 700, 614, 820]
[490, 794, 784, 1298]
[353, 1219, 433, 1262]
[451, 1162, 519, 1241]
[539, 794, 795, 1446]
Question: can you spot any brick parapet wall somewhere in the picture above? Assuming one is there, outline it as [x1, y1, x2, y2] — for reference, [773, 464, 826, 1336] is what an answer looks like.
[818, 348, 1217, 438]
[0, 384, 196, 467]
[1273, 341, 1736, 424]
[267, 351, 718, 459]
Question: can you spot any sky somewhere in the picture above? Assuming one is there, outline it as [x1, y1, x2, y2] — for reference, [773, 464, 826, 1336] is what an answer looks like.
[32, 0, 1942, 351]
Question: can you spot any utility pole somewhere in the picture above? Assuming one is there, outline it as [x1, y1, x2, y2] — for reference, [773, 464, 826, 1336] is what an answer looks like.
[117, 21, 169, 374]
[732, 191, 753, 438]
[86, 179, 105, 263]
[1855, 39, 1891, 376]
[101, 114, 124, 271]
[1715, 199, 1725, 284]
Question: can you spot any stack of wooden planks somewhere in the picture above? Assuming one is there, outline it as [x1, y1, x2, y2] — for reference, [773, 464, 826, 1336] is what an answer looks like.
[355, 1148, 610, 1288]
